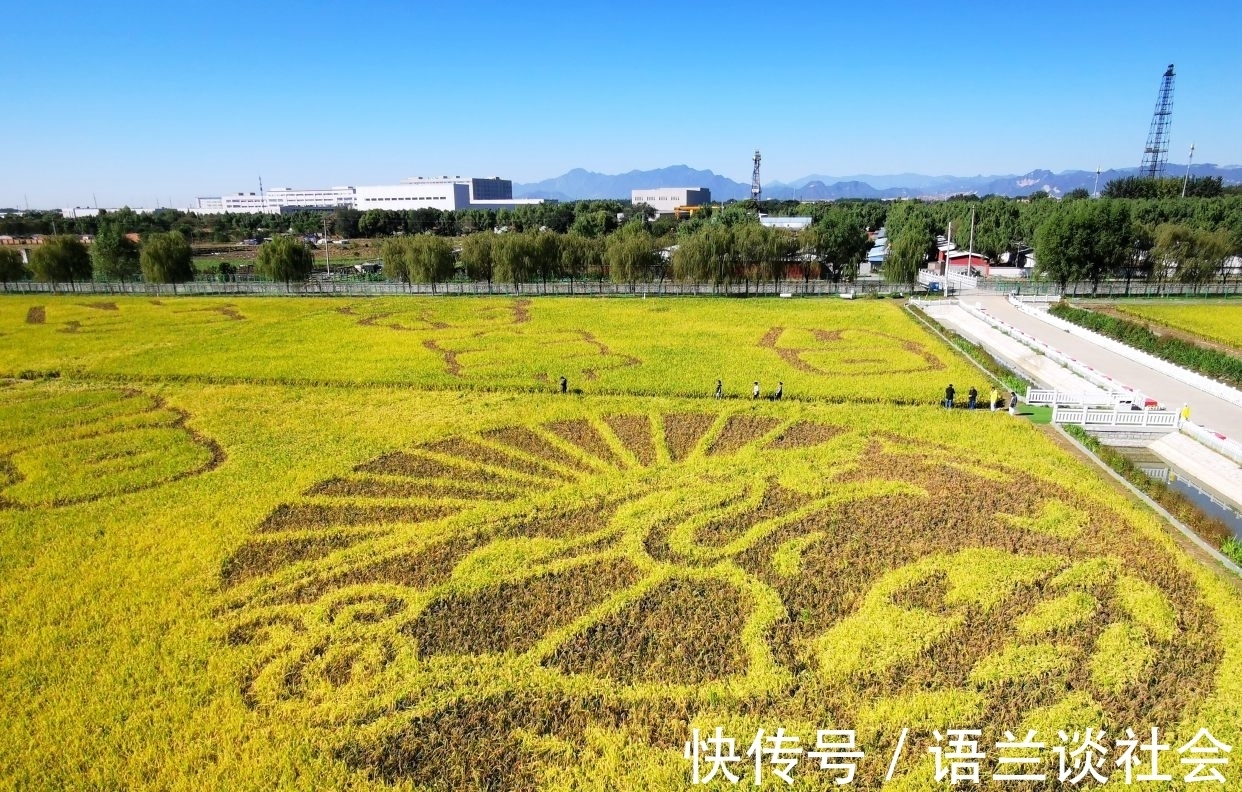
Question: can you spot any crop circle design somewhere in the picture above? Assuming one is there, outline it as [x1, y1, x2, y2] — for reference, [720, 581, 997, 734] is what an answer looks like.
[221, 411, 1220, 789]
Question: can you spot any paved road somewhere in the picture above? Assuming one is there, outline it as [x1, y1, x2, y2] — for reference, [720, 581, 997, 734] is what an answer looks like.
[974, 295, 1242, 443]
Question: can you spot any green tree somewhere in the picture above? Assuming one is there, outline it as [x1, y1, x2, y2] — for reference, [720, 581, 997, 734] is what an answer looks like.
[559, 233, 601, 293]
[358, 209, 400, 237]
[671, 229, 713, 284]
[884, 231, 928, 290]
[605, 228, 656, 289]
[1034, 207, 1087, 291]
[530, 232, 561, 291]
[29, 235, 92, 285]
[380, 237, 413, 285]
[407, 235, 456, 292]
[1034, 199, 1134, 292]
[493, 233, 531, 291]
[460, 232, 495, 290]
[255, 235, 313, 287]
[0, 248, 27, 289]
[1152, 224, 1232, 290]
[91, 223, 140, 281]
[140, 231, 195, 287]
[570, 209, 614, 238]
[804, 214, 871, 283]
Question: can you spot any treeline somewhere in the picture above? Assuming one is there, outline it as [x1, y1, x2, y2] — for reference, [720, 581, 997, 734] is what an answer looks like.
[374, 212, 872, 294]
[0, 227, 315, 289]
[880, 193, 1242, 289]
[6, 179, 1241, 291]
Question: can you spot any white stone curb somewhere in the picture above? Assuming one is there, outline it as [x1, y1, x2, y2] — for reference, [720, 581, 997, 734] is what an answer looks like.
[1010, 297, 1242, 409]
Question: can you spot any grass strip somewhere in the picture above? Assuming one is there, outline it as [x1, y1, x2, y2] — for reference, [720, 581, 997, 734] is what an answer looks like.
[907, 304, 1031, 395]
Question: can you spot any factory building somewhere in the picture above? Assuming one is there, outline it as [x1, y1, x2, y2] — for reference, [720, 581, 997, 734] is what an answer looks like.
[630, 187, 711, 216]
[196, 177, 543, 214]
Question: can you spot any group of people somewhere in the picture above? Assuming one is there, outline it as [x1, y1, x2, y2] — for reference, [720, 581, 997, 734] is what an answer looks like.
[944, 383, 1019, 415]
[559, 374, 1019, 413]
[712, 380, 782, 400]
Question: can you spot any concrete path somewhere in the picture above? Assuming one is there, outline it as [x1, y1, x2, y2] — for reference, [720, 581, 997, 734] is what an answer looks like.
[922, 302, 1113, 400]
[920, 296, 1242, 515]
[973, 295, 1242, 443]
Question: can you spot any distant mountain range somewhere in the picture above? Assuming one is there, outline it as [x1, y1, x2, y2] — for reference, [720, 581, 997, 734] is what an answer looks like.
[515, 164, 1242, 202]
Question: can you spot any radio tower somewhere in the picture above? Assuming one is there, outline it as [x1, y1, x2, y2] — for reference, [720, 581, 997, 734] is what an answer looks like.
[750, 149, 762, 210]
[1140, 64, 1175, 179]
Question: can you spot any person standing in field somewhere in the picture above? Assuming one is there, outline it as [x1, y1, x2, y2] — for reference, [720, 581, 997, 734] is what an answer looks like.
[990, 387, 999, 412]
[753, 382, 760, 400]
[1009, 391, 1018, 416]
[715, 380, 724, 399]
[944, 384, 955, 409]
[774, 382, 783, 401]
[559, 376, 567, 394]
[967, 386, 978, 410]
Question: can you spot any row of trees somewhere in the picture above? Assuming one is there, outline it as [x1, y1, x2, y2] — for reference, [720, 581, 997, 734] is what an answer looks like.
[369, 213, 872, 294]
[0, 231, 316, 288]
[0, 230, 195, 287]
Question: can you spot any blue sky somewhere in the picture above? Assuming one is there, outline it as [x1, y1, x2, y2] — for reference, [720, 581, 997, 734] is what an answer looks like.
[4, 0, 1240, 208]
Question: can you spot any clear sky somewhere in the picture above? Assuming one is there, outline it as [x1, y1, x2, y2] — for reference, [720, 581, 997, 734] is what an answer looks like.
[4, 0, 1240, 209]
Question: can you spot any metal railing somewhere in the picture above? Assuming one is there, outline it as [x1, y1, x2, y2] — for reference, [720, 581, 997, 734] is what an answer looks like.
[0, 279, 909, 298]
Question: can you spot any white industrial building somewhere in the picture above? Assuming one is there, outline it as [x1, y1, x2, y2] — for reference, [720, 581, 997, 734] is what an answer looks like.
[197, 177, 543, 215]
[630, 187, 711, 216]
[759, 216, 812, 231]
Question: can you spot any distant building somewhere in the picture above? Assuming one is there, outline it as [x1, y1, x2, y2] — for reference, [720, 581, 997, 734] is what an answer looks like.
[943, 250, 992, 275]
[759, 216, 812, 231]
[197, 177, 543, 215]
[61, 207, 101, 219]
[630, 187, 710, 216]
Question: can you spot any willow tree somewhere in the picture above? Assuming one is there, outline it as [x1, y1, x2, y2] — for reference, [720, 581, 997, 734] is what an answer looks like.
[139, 231, 195, 291]
[256, 235, 313, 289]
[29, 235, 92, 286]
[407, 235, 456, 293]
[0, 248, 27, 290]
[460, 232, 495, 291]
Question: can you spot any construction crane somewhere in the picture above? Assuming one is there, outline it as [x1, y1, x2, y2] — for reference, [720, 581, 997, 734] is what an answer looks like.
[1140, 64, 1175, 179]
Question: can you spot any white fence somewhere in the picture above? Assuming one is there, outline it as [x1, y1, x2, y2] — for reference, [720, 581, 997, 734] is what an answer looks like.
[948, 272, 979, 289]
[1012, 295, 1061, 304]
[1138, 465, 1171, 482]
[1052, 405, 1180, 430]
[956, 301, 1148, 404]
[1025, 388, 1117, 407]
[1181, 421, 1242, 467]
[1008, 297, 1242, 410]
[916, 270, 979, 291]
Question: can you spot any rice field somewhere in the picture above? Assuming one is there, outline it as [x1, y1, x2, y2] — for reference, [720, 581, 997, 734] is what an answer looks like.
[1, 295, 1239, 791]
[1115, 300, 1242, 351]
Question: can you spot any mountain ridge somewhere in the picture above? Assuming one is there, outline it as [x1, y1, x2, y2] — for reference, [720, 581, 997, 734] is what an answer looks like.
[514, 164, 1242, 202]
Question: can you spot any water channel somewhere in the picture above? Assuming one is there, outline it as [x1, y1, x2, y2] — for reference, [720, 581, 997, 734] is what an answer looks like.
[1114, 447, 1242, 539]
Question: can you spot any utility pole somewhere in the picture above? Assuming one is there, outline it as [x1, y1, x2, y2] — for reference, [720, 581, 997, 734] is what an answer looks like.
[750, 150, 762, 213]
[1181, 143, 1196, 197]
[968, 209, 976, 278]
[324, 215, 330, 276]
